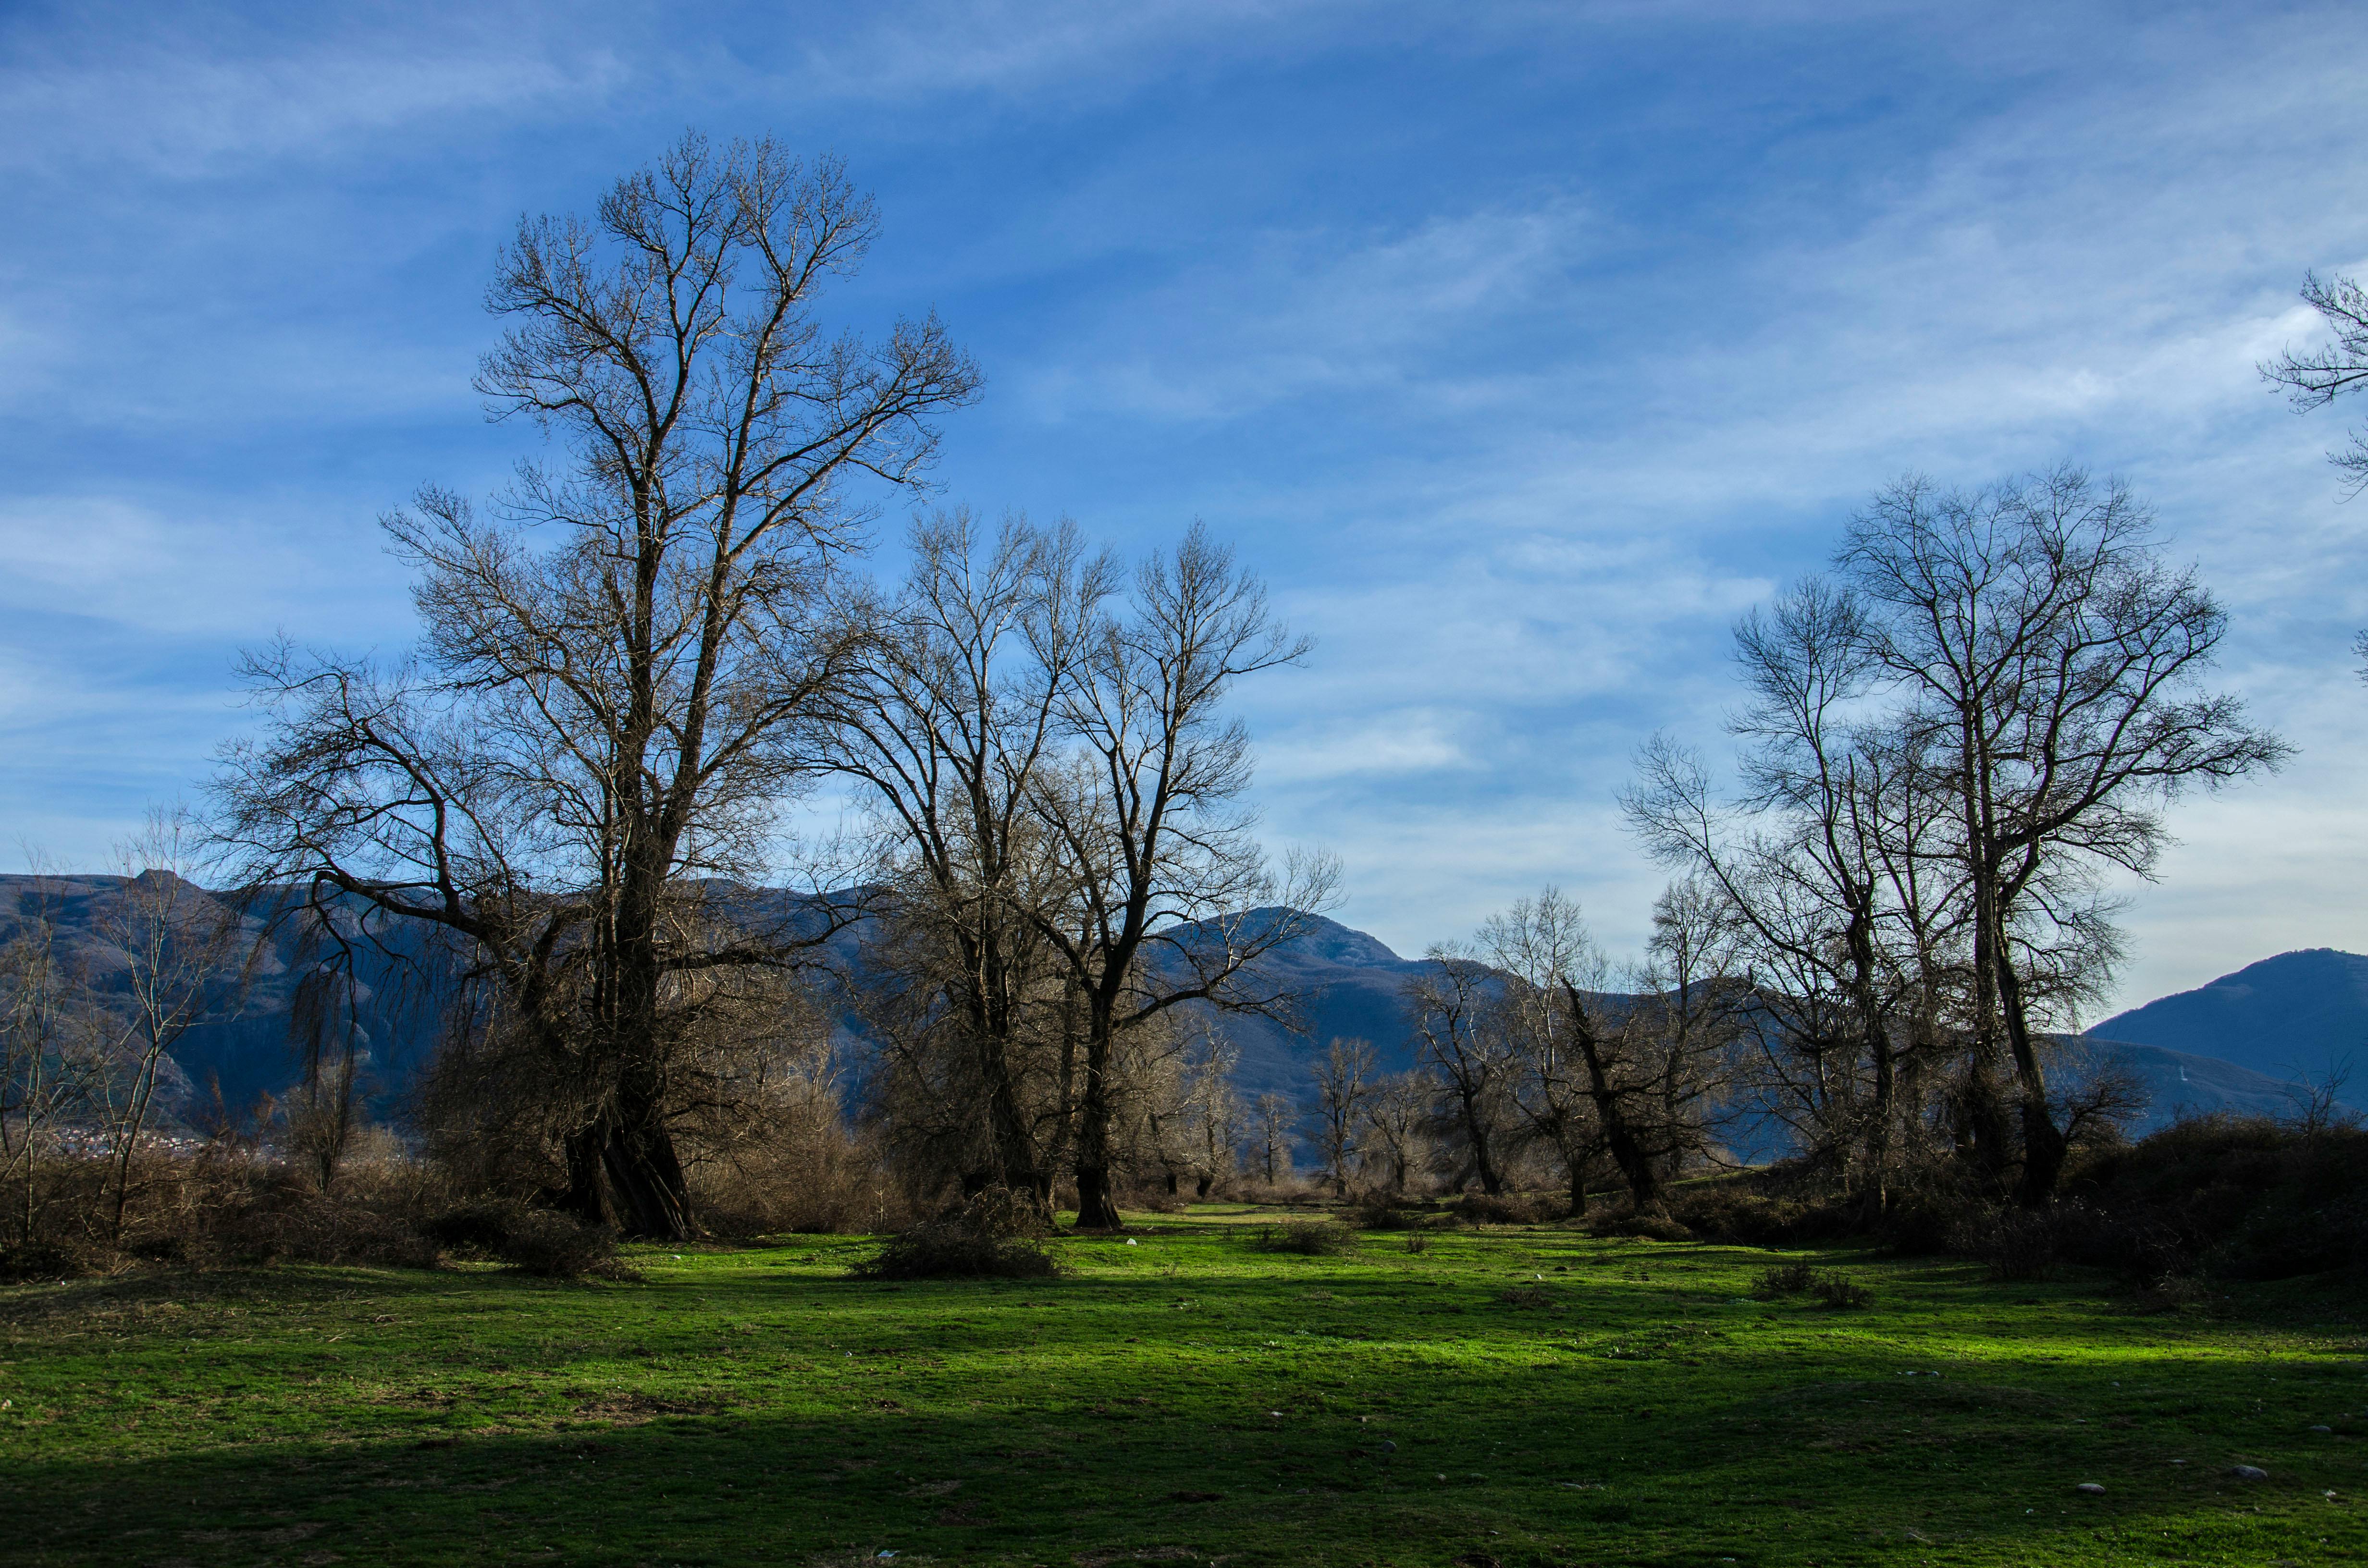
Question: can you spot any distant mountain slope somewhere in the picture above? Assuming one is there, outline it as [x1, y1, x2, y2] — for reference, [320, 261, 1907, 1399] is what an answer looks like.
[1163, 912, 1442, 1102]
[2084, 1039, 2327, 1132]
[0, 873, 446, 1120]
[2087, 949, 2368, 1084]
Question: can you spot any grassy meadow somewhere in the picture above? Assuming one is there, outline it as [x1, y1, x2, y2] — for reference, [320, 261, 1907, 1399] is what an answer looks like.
[2, 1206, 2361, 1568]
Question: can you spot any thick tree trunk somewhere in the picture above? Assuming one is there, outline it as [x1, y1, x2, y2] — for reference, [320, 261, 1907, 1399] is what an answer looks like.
[1845, 900, 1895, 1210]
[1997, 957, 2068, 1206]
[1071, 1019, 1122, 1230]
[598, 1038, 691, 1239]
[1461, 1102, 1506, 1196]
[562, 1122, 611, 1226]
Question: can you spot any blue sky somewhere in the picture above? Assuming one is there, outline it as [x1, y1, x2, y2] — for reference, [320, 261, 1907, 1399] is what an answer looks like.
[3, 0, 2365, 1016]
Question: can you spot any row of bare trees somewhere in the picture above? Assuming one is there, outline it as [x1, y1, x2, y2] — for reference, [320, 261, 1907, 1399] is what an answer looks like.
[1288, 881, 1746, 1215]
[19, 138, 2319, 1252]
[203, 135, 1329, 1238]
[1274, 467, 2283, 1219]
[1620, 467, 2286, 1209]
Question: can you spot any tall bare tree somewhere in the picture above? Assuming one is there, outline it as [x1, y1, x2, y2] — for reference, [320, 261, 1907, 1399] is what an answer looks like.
[1030, 525, 1334, 1229]
[1406, 949, 1513, 1196]
[1181, 1029, 1246, 1198]
[1627, 582, 1971, 1207]
[92, 814, 240, 1241]
[215, 135, 978, 1237]
[1358, 1071, 1429, 1195]
[1477, 889, 1602, 1212]
[0, 867, 91, 1245]
[1251, 1090, 1296, 1186]
[1840, 467, 2288, 1203]
[824, 511, 1112, 1211]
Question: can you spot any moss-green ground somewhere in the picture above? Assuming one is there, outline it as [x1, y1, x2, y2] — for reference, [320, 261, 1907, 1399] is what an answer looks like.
[2, 1206, 2361, 1567]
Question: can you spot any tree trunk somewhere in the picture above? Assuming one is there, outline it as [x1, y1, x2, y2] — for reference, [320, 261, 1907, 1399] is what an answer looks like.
[1071, 1011, 1122, 1230]
[1461, 1099, 1506, 1196]
[601, 1061, 691, 1240]
[1997, 956, 2068, 1206]
[1562, 984, 1663, 1214]
[562, 1121, 610, 1226]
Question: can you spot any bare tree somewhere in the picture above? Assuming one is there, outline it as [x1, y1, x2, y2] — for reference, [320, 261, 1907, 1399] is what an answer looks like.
[824, 511, 1112, 1212]
[91, 813, 239, 1241]
[2260, 269, 2368, 680]
[1406, 949, 1513, 1196]
[1477, 889, 1602, 1213]
[1251, 1090, 1296, 1186]
[1627, 579, 1977, 1207]
[0, 866, 93, 1244]
[1030, 525, 1334, 1229]
[1357, 1071, 1429, 1195]
[2263, 269, 2368, 498]
[213, 135, 978, 1238]
[1841, 467, 2289, 1203]
[1307, 1036, 1376, 1197]
[1181, 1028, 1246, 1198]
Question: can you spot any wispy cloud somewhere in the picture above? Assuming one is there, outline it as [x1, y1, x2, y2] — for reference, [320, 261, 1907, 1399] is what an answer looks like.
[0, 8, 626, 178]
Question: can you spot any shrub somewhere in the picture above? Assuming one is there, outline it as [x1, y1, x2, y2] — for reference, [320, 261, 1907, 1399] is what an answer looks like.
[493, 1210, 635, 1280]
[1499, 1284, 1550, 1308]
[1752, 1259, 1820, 1297]
[423, 1198, 634, 1279]
[1454, 1191, 1557, 1226]
[1752, 1258, 1871, 1308]
[1949, 1204, 2071, 1282]
[1252, 1220, 1359, 1256]
[1811, 1275, 1873, 1310]
[1401, 1232, 1431, 1255]
[851, 1188, 1063, 1281]
[2067, 1117, 2368, 1282]
[1595, 1210, 1695, 1242]
[1669, 1185, 1852, 1248]
[0, 1237, 103, 1282]
[1350, 1194, 1414, 1230]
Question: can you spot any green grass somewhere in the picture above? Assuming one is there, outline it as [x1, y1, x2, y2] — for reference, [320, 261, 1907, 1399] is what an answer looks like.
[3, 1205, 2363, 1567]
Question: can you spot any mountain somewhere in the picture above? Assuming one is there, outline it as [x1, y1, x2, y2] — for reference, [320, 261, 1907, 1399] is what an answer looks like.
[2087, 949, 2368, 1085]
[1163, 912, 1443, 1102]
[0, 873, 446, 1120]
[10, 871, 2354, 1144]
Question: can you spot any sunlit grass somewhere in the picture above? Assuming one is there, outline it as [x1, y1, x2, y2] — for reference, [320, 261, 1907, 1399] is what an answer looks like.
[3, 1209, 2361, 1566]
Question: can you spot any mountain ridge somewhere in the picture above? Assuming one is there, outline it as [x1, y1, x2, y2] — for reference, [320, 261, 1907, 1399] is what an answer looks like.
[4, 875, 2351, 1142]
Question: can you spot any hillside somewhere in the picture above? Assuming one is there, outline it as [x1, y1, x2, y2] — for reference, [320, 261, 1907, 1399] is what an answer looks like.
[0, 873, 444, 1120]
[2088, 948, 2368, 1084]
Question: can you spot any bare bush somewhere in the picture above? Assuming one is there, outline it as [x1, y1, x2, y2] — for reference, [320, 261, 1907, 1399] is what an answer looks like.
[1251, 1218, 1357, 1256]
[852, 1187, 1062, 1280]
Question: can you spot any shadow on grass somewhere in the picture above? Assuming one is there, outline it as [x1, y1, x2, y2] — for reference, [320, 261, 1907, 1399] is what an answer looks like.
[1, 1217, 2357, 1568]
